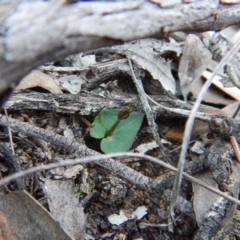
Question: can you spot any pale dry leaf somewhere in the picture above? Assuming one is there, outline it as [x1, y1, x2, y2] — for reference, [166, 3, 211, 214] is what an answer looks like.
[113, 38, 182, 94]
[203, 70, 240, 101]
[220, 0, 240, 3]
[57, 75, 82, 94]
[178, 34, 212, 100]
[81, 169, 91, 194]
[16, 70, 63, 93]
[80, 54, 96, 66]
[63, 165, 83, 179]
[44, 179, 84, 240]
[135, 141, 158, 154]
[62, 53, 96, 67]
[108, 206, 147, 226]
[108, 210, 129, 226]
[191, 141, 204, 155]
[192, 171, 219, 226]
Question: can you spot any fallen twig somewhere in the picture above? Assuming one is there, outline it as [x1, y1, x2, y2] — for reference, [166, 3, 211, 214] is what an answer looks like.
[128, 58, 166, 156]
[0, 113, 151, 189]
[0, 151, 239, 207]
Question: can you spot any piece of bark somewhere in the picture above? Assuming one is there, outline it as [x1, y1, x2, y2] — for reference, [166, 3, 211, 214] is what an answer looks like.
[6, 91, 219, 120]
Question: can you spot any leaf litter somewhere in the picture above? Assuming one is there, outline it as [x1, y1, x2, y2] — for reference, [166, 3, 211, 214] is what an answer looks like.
[2, 27, 240, 240]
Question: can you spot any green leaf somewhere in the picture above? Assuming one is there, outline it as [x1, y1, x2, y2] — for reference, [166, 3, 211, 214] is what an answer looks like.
[90, 109, 144, 153]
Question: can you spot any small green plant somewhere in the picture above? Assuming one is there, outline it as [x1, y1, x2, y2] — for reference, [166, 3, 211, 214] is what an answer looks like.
[74, 183, 81, 193]
[88, 179, 95, 189]
[74, 183, 84, 198]
[74, 179, 95, 198]
[90, 107, 144, 153]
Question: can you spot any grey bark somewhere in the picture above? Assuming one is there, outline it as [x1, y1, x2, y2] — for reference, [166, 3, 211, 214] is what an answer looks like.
[6, 91, 220, 123]
[1, 0, 240, 106]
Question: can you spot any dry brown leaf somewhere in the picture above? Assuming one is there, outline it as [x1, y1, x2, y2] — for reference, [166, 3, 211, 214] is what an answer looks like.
[16, 70, 63, 94]
[190, 77, 235, 106]
[165, 108, 229, 142]
[165, 125, 185, 142]
[178, 34, 212, 100]
[0, 211, 17, 240]
[0, 187, 70, 240]
[203, 70, 240, 101]
[165, 119, 215, 142]
[222, 102, 240, 120]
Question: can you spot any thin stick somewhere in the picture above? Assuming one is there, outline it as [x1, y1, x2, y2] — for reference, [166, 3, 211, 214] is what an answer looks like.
[39, 59, 127, 73]
[232, 103, 240, 119]
[0, 152, 240, 206]
[128, 58, 166, 156]
[229, 136, 240, 163]
[79, 115, 92, 127]
[4, 108, 15, 155]
[170, 37, 240, 218]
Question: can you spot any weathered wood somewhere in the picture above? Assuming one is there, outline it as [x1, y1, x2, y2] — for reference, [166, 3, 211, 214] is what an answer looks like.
[0, 0, 240, 106]
[5, 91, 192, 116]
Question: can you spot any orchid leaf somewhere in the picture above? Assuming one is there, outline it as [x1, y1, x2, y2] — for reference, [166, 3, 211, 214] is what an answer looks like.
[90, 109, 144, 153]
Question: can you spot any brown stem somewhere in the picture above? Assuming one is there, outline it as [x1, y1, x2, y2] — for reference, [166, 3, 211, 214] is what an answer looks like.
[105, 119, 121, 137]
[105, 106, 132, 137]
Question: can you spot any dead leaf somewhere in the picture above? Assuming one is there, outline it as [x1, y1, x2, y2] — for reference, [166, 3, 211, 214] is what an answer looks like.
[178, 34, 212, 100]
[190, 76, 235, 106]
[165, 124, 185, 142]
[191, 141, 205, 155]
[203, 70, 240, 101]
[57, 75, 82, 94]
[222, 102, 240, 120]
[135, 141, 158, 154]
[0, 187, 71, 240]
[16, 70, 63, 94]
[193, 171, 219, 226]
[44, 179, 85, 240]
[113, 38, 182, 94]
[63, 165, 83, 179]
[165, 108, 228, 142]
[0, 211, 17, 240]
[165, 118, 213, 142]
[108, 206, 147, 226]
[220, 0, 240, 4]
